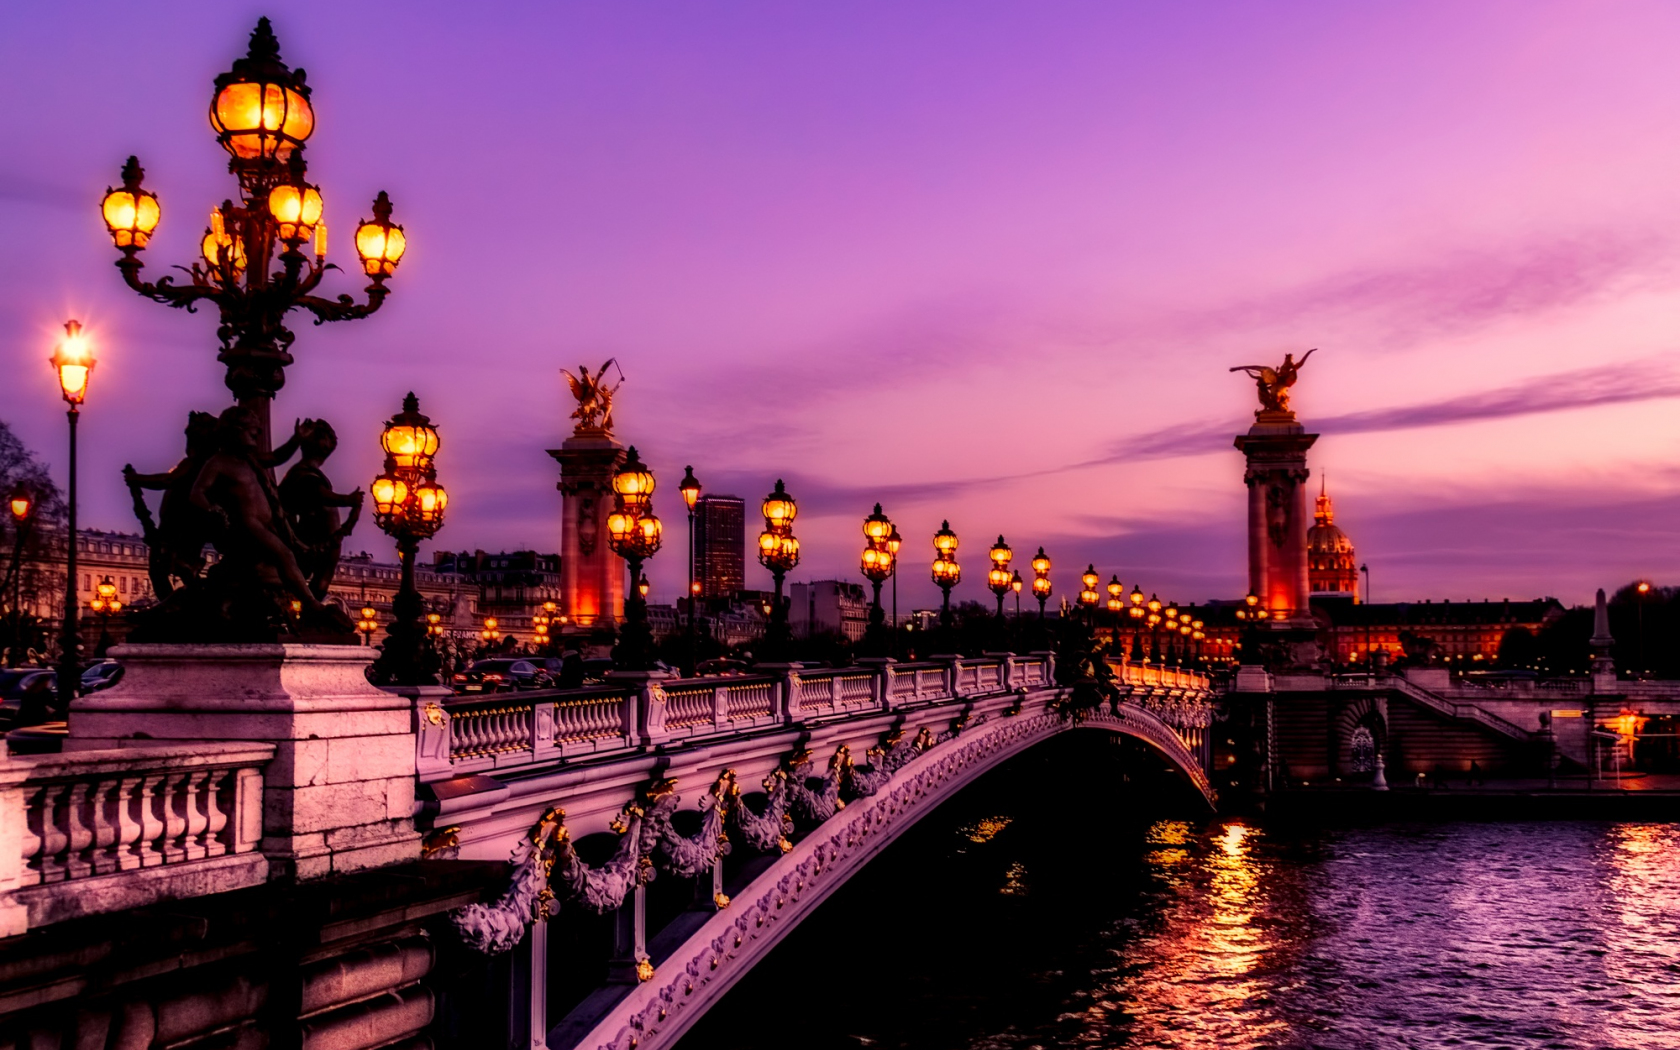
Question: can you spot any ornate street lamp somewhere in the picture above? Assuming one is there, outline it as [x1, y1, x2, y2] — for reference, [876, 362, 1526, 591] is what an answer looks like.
[369, 394, 447, 685]
[88, 577, 123, 616]
[358, 606, 378, 646]
[1106, 575, 1124, 614]
[99, 19, 406, 453]
[931, 521, 960, 628]
[987, 536, 1013, 619]
[1011, 569, 1023, 620]
[757, 480, 799, 661]
[1078, 565, 1100, 623]
[49, 321, 94, 706]
[480, 616, 500, 645]
[680, 466, 701, 677]
[860, 504, 895, 651]
[1031, 547, 1052, 619]
[607, 448, 661, 670]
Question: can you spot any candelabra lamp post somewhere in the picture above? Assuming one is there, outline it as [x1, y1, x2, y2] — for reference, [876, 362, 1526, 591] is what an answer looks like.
[680, 466, 701, 676]
[98, 19, 406, 455]
[480, 617, 500, 647]
[1031, 547, 1052, 619]
[987, 537, 1013, 619]
[931, 522, 961, 629]
[1079, 566, 1100, 625]
[50, 321, 94, 708]
[606, 448, 661, 671]
[357, 606, 378, 646]
[5, 490, 32, 667]
[861, 504, 895, 653]
[369, 394, 448, 685]
[1128, 600, 1146, 661]
[756, 481, 799, 661]
[1106, 576, 1125, 653]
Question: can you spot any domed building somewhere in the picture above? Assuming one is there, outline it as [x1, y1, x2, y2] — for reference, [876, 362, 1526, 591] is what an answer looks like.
[1308, 475, 1359, 601]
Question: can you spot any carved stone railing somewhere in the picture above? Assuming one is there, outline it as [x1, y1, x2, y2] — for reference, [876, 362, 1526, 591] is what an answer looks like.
[0, 741, 273, 935]
[414, 654, 1083, 784]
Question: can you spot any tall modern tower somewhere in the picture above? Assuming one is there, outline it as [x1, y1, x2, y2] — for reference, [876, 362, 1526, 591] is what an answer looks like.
[693, 495, 745, 599]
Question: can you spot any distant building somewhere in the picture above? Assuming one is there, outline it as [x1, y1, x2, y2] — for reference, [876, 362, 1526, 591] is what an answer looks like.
[1307, 478, 1359, 600]
[433, 549, 562, 639]
[790, 580, 868, 642]
[694, 495, 745, 599]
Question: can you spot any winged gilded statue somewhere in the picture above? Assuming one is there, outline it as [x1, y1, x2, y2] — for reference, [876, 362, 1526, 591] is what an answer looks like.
[1230, 349, 1316, 415]
[560, 359, 625, 433]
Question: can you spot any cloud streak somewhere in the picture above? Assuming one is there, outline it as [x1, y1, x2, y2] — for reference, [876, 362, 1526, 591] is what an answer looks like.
[1108, 355, 1680, 461]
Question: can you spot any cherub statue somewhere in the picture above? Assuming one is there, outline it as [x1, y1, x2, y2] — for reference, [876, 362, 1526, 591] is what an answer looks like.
[560, 359, 624, 433]
[279, 419, 363, 599]
[125, 412, 304, 597]
[189, 406, 325, 616]
[1230, 349, 1316, 415]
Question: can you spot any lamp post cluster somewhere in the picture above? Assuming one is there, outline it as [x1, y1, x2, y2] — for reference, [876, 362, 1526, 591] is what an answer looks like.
[368, 394, 448, 685]
[607, 448, 662, 671]
[98, 18, 405, 455]
[357, 606, 378, 646]
[756, 481, 800, 661]
[1031, 548, 1052, 617]
[860, 505, 896, 651]
[987, 537, 1014, 619]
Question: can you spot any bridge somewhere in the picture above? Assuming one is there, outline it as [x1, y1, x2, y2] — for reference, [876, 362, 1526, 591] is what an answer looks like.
[420, 652, 1214, 1049]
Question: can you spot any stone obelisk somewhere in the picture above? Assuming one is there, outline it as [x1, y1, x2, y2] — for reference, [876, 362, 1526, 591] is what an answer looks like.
[1231, 352, 1319, 628]
[547, 363, 628, 628]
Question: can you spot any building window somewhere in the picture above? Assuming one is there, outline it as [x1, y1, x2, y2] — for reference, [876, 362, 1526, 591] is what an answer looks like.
[119, 577, 127, 593]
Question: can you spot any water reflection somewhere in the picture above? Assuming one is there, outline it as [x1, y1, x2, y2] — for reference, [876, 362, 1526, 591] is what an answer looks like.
[681, 747, 1680, 1050]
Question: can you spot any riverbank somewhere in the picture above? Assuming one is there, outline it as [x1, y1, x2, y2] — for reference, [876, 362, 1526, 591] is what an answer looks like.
[1268, 775, 1680, 821]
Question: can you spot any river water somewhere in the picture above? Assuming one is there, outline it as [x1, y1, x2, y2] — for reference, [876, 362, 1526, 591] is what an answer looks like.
[677, 737, 1680, 1050]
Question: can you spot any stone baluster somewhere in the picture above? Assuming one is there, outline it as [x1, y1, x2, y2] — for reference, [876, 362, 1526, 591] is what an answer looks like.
[34, 784, 68, 883]
[159, 772, 190, 864]
[181, 771, 211, 861]
[87, 777, 124, 875]
[135, 774, 166, 868]
[204, 769, 232, 857]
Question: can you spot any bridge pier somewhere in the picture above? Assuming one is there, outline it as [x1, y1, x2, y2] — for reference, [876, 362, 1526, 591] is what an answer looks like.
[608, 884, 651, 984]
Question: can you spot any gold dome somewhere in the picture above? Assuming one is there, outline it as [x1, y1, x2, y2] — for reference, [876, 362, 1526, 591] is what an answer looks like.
[1308, 475, 1359, 598]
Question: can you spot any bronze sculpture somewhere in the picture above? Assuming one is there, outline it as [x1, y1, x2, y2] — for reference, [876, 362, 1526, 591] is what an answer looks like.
[126, 408, 355, 641]
[279, 419, 363, 600]
[561, 359, 624, 434]
[1231, 349, 1316, 415]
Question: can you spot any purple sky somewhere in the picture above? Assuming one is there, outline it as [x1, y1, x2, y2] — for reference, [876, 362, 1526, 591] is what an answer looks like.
[6, 1, 1680, 610]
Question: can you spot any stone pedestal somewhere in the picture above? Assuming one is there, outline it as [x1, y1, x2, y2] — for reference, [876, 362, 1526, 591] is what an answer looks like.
[548, 430, 628, 628]
[1234, 411, 1318, 625]
[67, 644, 421, 881]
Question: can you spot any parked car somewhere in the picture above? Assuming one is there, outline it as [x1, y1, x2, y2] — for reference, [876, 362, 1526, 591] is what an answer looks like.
[451, 658, 551, 694]
[80, 660, 124, 694]
[0, 669, 57, 727]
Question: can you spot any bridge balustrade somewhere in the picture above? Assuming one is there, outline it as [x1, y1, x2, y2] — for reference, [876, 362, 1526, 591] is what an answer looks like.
[0, 742, 272, 934]
[417, 654, 1077, 784]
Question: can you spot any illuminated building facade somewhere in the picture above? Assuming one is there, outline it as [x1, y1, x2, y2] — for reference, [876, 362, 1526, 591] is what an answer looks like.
[1307, 477, 1359, 600]
[693, 494, 745, 599]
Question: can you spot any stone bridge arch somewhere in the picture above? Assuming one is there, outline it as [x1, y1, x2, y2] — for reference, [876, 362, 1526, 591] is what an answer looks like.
[550, 697, 1211, 1050]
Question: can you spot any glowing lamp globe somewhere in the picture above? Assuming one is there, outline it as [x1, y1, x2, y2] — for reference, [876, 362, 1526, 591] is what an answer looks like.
[1031, 548, 1051, 578]
[100, 158, 161, 250]
[933, 521, 959, 557]
[1107, 576, 1123, 600]
[354, 192, 406, 277]
[1011, 570, 1023, 594]
[988, 536, 1012, 570]
[209, 20, 315, 162]
[762, 480, 797, 528]
[8, 492, 29, 521]
[680, 466, 701, 511]
[1081, 566, 1099, 592]
[612, 447, 656, 510]
[50, 321, 95, 406]
[268, 181, 324, 242]
[370, 473, 409, 519]
[863, 504, 892, 545]
[381, 393, 441, 469]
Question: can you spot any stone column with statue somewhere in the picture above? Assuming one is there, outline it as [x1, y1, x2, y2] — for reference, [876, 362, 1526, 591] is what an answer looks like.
[1231, 351, 1322, 665]
[548, 360, 629, 633]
